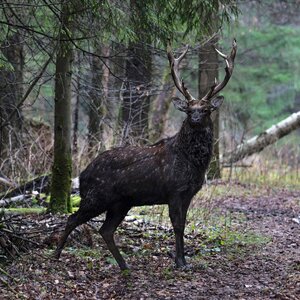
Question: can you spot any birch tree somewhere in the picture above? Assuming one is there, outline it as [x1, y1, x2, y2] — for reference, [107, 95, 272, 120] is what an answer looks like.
[222, 111, 300, 164]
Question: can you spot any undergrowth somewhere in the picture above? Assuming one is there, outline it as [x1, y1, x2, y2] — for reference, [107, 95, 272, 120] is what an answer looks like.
[2, 152, 298, 265]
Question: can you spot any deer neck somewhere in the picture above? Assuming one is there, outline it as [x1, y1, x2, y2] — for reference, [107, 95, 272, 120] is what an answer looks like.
[175, 118, 214, 168]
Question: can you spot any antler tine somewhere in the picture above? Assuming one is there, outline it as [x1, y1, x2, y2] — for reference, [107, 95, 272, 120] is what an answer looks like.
[202, 81, 218, 102]
[167, 42, 196, 103]
[201, 39, 237, 102]
[214, 47, 227, 59]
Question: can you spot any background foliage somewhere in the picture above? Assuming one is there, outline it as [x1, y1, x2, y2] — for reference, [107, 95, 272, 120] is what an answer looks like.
[0, 0, 299, 186]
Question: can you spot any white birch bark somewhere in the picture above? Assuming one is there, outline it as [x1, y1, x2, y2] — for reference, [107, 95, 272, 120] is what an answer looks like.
[223, 111, 300, 164]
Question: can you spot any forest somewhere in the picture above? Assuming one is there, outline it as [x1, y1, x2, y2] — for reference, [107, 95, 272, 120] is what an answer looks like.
[0, 0, 299, 299]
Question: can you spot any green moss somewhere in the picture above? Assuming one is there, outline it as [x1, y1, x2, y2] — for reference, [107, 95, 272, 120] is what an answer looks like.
[47, 195, 79, 212]
[71, 195, 81, 207]
[49, 152, 72, 213]
[67, 248, 102, 259]
[4, 208, 47, 214]
[72, 207, 79, 213]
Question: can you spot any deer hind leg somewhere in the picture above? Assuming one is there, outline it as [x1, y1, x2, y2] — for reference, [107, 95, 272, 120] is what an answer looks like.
[99, 204, 130, 270]
[53, 208, 98, 259]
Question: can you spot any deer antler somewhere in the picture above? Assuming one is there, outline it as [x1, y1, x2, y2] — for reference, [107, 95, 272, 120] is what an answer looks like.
[167, 42, 196, 103]
[201, 39, 237, 102]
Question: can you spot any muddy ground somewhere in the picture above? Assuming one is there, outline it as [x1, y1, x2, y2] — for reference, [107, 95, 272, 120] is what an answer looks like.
[1, 182, 299, 299]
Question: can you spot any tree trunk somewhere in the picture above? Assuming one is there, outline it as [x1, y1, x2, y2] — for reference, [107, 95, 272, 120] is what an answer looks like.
[111, 43, 127, 146]
[73, 51, 81, 156]
[198, 36, 221, 179]
[121, 42, 152, 145]
[49, 2, 74, 213]
[149, 69, 176, 142]
[88, 49, 103, 155]
[0, 30, 24, 158]
[88, 45, 110, 156]
[222, 111, 300, 164]
[72, 51, 81, 177]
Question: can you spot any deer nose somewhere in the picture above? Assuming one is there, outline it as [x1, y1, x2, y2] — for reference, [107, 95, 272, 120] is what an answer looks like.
[191, 111, 204, 123]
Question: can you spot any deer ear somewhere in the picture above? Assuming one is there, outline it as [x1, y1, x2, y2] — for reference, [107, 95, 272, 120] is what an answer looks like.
[172, 97, 188, 112]
[210, 96, 224, 111]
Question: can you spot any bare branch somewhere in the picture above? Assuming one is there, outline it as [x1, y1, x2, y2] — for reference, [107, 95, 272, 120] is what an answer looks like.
[0, 51, 55, 130]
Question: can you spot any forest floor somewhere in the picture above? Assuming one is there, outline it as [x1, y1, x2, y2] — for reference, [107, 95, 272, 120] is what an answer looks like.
[0, 181, 299, 299]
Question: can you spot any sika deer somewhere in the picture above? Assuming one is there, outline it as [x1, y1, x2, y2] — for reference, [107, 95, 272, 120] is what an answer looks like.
[53, 40, 237, 270]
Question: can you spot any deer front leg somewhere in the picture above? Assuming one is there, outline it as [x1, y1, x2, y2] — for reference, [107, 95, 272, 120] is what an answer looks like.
[168, 198, 190, 268]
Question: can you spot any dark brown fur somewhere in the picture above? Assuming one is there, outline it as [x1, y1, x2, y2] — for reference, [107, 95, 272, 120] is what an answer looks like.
[53, 113, 214, 270]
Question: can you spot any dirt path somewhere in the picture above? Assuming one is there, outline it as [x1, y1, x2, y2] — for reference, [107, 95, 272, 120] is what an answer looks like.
[1, 184, 299, 299]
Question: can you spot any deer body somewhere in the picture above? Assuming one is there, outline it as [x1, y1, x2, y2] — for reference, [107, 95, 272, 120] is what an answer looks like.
[54, 40, 236, 270]
[80, 118, 213, 209]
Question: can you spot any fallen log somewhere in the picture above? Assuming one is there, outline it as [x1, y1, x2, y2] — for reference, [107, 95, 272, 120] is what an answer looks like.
[1, 175, 50, 199]
[0, 175, 79, 207]
[0, 195, 32, 207]
[222, 111, 300, 164]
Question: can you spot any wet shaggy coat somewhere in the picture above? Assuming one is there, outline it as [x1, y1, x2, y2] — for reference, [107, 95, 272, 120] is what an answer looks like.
[53, 116, 214, 270]
[79, 118, 213, 214]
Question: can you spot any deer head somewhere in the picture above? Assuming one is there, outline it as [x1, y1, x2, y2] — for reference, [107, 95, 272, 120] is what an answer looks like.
[167, 39, 237, 126]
